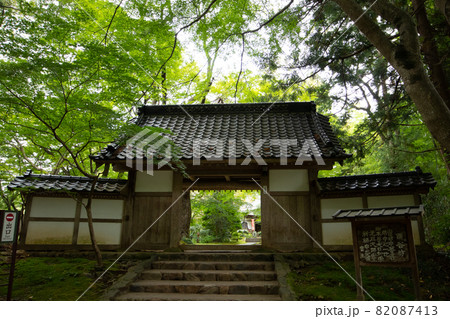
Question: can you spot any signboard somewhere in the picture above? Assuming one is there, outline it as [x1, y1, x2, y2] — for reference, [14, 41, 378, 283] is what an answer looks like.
[351, 218, 420, 300]
[356, 223, 410, 264]
[1, 211, 19, 243]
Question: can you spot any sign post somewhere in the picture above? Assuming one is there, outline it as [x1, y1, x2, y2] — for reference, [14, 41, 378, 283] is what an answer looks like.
[351, 218, 420, 300]
[0, 210, 21, 301]
[333, 206, 423, 301]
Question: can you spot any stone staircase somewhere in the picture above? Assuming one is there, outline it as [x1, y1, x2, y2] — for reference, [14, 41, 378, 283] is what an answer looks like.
[115, 252, 282, 301]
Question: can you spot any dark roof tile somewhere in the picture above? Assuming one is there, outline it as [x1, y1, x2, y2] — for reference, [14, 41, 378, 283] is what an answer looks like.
[92, 102, 351, 161]
[318, 167, 436, 193]
[333, 205, 424, 219]
[8, 171, 127, 193]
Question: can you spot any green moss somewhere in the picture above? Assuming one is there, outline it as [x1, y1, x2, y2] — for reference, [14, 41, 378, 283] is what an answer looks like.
[0, 257, 128, 301]
[286, 253, 450, 301]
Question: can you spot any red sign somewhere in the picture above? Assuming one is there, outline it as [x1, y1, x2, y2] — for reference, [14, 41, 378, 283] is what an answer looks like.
[1, 211, 19, 243]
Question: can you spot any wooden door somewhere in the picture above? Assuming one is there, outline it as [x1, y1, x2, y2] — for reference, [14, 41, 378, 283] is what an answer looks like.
[262, 194, 312, 251]
[128, 195, 172, 249]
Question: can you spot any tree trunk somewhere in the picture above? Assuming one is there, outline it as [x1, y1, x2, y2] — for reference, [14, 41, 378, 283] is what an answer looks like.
[435, 0, 450, 25]
[200, 39, 219, 104]
[85, 176, 103, 267]
[412, 0, 450, 109]
[161, 66, 167, 105]
[333, 0, 450, 153]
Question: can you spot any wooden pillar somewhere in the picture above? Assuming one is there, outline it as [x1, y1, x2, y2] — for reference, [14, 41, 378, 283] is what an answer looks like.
[362, 193, 368, 208]
[414, 193, 426, 246]
[19, 194, 33, 247]
[72, 194, 82, 246]
[351, 220, 365, 301]
[406, 217, 421, 300]
[309, 169, 321, 249]
[121, 170, 136, 248]
[169, 172, 183, 248]
[260, 172, 269, 249]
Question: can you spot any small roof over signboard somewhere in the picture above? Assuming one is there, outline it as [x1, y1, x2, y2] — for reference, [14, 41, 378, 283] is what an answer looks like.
[333, 205, 424, 219]
[8, 170, 127, 194]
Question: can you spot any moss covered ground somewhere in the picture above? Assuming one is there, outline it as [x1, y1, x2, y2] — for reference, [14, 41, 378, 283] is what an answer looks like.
[286, 250, 450, 301]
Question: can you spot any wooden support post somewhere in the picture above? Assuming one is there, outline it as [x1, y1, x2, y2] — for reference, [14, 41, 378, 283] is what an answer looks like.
[19, 195, 33, 247]
[406, 217, 421, 300]
[169, 172, 183, 248]
[362, 193, 368, 209]
[260, 172, 269, 249]
[414, 193, 426, 246]
[351, 221, 365, 301]
[122, 170, 136, 248]
[308, 169, 321, 249]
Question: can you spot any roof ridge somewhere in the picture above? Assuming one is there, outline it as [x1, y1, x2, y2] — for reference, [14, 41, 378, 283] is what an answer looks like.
[138, 101, 316, 115]
[21, 171, 127, 183]
[318, 170, 431, 180]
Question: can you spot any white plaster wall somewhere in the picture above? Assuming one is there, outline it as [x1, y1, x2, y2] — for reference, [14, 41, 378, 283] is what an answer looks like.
[30, 197, 76, 218]
[320, 197, 364, 219]
[269, 169, 309, 191]
[322, 221, 420, 246]
[321, 195, 420, 246]
[26, 221, 73, 244]
[77, 222, 121, 245]
[367, 195, 415, 208]
[135, 170, 173, 192]
[80, 199, 123, 219]
[322, 222, 352, 245]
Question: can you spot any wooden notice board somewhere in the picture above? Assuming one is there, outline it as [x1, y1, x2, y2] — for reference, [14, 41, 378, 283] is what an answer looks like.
[351, 217, 420, 300]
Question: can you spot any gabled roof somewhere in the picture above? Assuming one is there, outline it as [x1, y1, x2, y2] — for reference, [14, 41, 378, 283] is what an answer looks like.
[8, 170, 127, 193]
[92, 102, 350, 162]
[318, 167, 436, 193]
[333, 205, 423, 219]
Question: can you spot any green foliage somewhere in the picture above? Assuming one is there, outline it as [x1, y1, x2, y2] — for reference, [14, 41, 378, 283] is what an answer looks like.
[0, 0, 190, 208]
[191, 191, 243, 242]
[422, 180, 450, 246]
[190, 190, 259, 243]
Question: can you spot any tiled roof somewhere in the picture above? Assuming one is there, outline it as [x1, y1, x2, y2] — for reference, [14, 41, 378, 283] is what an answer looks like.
[318, 167, 436, 193]
[8, 170, 127, 193]
[333, 205, 423, 219]
[92, 102, 350, 161]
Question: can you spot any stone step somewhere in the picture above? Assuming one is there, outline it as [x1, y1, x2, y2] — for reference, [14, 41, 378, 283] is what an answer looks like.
[155, 252, 274, 262]
[151, 260, 275, 271]
[130, 280, 280, 295]
[141, 269, 277, 281]
[116, 292, 282, 301]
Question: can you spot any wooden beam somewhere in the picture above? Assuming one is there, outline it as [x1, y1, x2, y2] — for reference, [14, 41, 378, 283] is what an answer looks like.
[184, 180, 260, 190]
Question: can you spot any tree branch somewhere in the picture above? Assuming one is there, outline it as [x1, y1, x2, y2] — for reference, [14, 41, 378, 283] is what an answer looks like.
[12, 137, 46, 172]
[103, 0, 124, 45]
[155, 0, 219, 79]
[241, 0, 294, 35]
[333, 0, 397, 60]
[234, 36, 246, 102]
